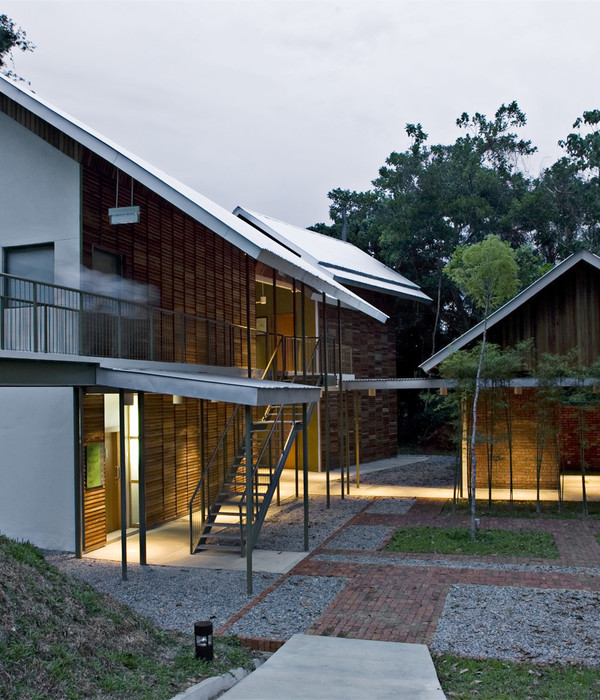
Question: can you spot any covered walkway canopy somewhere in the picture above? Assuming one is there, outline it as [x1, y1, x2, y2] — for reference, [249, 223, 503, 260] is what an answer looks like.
[0, 350, 321, 405]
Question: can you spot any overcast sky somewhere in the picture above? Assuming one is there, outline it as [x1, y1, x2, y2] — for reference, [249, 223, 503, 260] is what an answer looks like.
[4, 1, 600, 228]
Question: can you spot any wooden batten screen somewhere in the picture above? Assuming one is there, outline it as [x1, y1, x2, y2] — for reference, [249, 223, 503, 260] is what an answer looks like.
[144, 395, 232, 528]
[81, 156, 255, 370]
[82, 393, 106, 551]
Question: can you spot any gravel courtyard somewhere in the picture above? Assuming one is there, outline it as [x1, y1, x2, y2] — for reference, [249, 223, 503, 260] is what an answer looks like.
[49, 455, 600, 666]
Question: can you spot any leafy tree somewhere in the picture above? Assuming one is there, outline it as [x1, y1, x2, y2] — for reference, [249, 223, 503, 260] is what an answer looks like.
[0, 14, 34, 80]
[444, 236, 518, 538]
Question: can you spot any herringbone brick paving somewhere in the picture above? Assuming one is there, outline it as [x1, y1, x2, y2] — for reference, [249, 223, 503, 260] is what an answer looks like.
[226, 497, 600, 648]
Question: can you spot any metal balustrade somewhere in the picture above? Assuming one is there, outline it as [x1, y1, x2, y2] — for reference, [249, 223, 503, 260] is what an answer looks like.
[0, 272, 354, 376]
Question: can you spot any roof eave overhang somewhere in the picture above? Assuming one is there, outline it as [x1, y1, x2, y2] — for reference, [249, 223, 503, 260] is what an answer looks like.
[2, 78, 389, 323]
[420, 250, 600, 373]
[257, 249, 388, 323]
[331, 274, 432, 303]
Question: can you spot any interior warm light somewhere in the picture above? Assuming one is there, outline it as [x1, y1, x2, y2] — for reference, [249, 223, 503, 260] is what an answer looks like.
[173, 395, 183, 405]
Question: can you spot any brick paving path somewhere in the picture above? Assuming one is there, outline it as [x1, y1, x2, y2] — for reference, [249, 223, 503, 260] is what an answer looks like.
[223, 497, 600, 649]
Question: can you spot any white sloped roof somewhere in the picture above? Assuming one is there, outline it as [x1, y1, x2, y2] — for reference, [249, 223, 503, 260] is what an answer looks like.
[234, 207, 431, 303]
[0, 75, 387, 323]
[420, 250, 600, 373]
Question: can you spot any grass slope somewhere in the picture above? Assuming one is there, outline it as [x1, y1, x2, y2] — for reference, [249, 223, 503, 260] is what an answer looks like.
[0, 535, 253, 699]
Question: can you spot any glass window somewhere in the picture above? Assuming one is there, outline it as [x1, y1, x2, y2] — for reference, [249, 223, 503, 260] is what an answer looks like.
[4, 243, 54, 305]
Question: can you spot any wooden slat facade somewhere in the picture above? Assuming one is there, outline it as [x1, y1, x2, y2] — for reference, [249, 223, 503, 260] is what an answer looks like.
[488, 263, 600, 367]
[82, 393, 106, 551]
[144, 395, 235, 527]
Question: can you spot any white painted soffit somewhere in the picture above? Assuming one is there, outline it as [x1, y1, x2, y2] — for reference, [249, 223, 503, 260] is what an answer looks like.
[234, 206, 431, 303]
[0, 76, 385, 322]
[96, 367, 321, 406]
[420, 250, 600, 373]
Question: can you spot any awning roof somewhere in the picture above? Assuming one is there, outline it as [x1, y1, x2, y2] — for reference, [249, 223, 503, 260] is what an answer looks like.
[0, 352, 321, 406]
[234, 207, 431, 303]
[0, 75, 385, 323]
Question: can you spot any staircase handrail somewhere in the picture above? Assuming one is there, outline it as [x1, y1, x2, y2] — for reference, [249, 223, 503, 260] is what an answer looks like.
[188, 333, 286, 552]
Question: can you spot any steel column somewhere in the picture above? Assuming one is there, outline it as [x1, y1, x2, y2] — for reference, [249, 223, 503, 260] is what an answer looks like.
[73, 387, 83, 558]
[322, 292, 330, 508]
[301, 282, 309, 552]
[337, 300, 344, 499]
[119, 389, 128, 581]
[245, 255, 252, 379]
[245, 404, 253, 595]
[293, 279, 299, 497]
[138, 391, 147, 566]
[354, 391, 360, 489]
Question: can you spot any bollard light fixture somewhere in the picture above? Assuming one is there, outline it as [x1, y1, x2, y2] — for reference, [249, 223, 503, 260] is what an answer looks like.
[194, 621, 214, 661]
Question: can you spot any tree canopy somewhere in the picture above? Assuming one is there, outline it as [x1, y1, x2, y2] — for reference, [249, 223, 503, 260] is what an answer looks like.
[311, 102, 600, 369]
[0, 14, 34, 80]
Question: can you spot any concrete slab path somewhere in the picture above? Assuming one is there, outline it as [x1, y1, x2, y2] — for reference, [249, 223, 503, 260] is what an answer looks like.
[221, 634, 445, 699]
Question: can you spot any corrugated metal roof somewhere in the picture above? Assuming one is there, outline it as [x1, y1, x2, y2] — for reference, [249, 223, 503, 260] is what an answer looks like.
[0, 75, 387, 323]
[234, 207, 431, 303]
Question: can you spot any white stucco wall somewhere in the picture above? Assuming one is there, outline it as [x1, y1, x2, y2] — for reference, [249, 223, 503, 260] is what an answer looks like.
[0, 111, 80, 287]
[0, 387, 76, 551]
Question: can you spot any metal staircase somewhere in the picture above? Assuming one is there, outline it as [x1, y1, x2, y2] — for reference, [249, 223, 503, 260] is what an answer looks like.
[188, 338, 321, 555]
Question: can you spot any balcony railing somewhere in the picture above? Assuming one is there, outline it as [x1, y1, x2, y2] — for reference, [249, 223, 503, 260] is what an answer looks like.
[0, 272, 353, 373]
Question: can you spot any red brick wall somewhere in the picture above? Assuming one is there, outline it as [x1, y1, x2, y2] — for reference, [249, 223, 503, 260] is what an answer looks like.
[321, 290, 398, 469]
[470, 388, 600, 489]
[472, 387, 559, 489]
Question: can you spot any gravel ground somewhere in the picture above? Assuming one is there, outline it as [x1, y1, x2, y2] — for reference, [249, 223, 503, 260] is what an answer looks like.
[46, 554, 279, 632]
[227, 575, 347, 638]
[432, 584, 600, 665]
[325, 525, 394, 550]
[366, 497, 415, 514]
[361, 455, 457, 487]
[44, 458, 600, 663]
[255, 494, 372, 551]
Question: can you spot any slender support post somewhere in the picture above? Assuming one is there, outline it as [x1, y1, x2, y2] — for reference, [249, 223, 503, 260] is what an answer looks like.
[322, 292, 330, 508]
[78, 291, 83, 355]
[246, 255, 252, 379]
[293, 279, 299, 497]
[119, 389, 128, 581]
[354, 391, 360, 489]
[73, 387, 83, 558]
[245, 404, 253, 595]
[337, 301, 344, 499]
[301, 282, 309, 551]
[149, 309, 154, 361]
[138, 391, 147, 566]
[117, 299, 122, 358]
[33, 283, 38, 352]
[0, 277, 5, 352]
[272, 268, 281, 506]
[345, 389, 350, 494]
